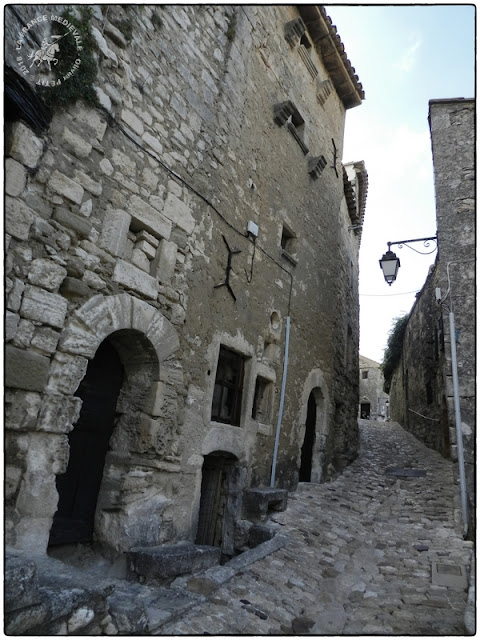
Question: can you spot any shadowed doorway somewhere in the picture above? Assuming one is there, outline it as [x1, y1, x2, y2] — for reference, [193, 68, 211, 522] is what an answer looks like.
[49, 339, 124, 546]
[299, 392, 316, 482]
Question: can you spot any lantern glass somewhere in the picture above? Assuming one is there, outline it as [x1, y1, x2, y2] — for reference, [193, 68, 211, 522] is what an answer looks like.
[379, 250, 400, 285]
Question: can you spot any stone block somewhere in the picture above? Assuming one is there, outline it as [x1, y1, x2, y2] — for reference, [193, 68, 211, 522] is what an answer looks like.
[36, 394, 82, 434]
[100, 158, 114, 175]
[154, 239, 177, 284]
[113, 259, 158, 299]
[11, 319, 34, 349]
[136, 239, 157, 260]
[112, 148, 137, 175]
[99, 208, 131, 257]
[4, 552, 41, 613]
[91, 25, 118, 64]
[94, 85, 112, 112]
[131, 248, 151, 271]
[6, 158, 27, 196]
[20, 285, 68, 329]
[31, 327, 60, 355]
[121, 109, 144, 136]
[46, 351, 89, 395]
[6, 311, 20, 341]
[60, 277, 92, 298]
[163, 193, 196, 234]
[48, 170, 84, 205]
[5, 603, 48, 635]
[73, 170, 103, 196]
[27, 258, 67, 292]
[8, 121, 44, 168]
[129, 194, 172, 240]
[62, 127, 93, 158]
[243, 488, 288, 519]
[5, 196, 35, 240]
[7, 277, 26, 312]
[128, 544, 221, 580]
[53, 207, 93, 238]
[5, 345, 51, 392]
[5, 390, 42, 430]
[142, 131, 163, 156]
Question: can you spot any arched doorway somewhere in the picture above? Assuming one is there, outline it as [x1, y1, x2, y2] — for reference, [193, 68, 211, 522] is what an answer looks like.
[196, 452, 238, 552]
[299, 392, 316, 482]
[49, 339, 124, 546]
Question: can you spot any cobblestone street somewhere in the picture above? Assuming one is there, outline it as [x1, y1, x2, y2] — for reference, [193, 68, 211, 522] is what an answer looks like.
[160, 420, 473, 635]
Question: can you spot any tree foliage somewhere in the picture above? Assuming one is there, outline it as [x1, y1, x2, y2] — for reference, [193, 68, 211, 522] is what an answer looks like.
[381, 314, 409, 393]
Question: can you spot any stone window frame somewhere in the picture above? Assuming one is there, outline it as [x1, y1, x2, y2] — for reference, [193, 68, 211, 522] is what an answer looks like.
[280, 222, 298, 266]
[362, 370, 368, 379]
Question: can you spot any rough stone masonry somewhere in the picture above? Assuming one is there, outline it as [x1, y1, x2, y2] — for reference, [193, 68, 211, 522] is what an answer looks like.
[5, 2, 367, 597]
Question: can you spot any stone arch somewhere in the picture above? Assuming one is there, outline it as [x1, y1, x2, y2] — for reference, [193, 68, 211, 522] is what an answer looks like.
[297, 369, 329, 483]
[43, 293, 182, 554]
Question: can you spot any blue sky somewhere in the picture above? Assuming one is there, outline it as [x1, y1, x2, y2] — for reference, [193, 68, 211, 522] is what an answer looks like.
[326, 4, 475, 363]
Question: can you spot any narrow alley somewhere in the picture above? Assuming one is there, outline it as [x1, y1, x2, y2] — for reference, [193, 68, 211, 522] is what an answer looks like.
[160, 419, 472, 635]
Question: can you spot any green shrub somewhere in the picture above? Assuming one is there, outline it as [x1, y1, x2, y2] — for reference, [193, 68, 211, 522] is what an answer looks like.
[382, 314, 409, 393]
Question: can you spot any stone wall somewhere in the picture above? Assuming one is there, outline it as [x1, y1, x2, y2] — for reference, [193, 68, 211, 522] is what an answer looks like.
[390, 98, 475, 536]
[5, 5, 365, 558]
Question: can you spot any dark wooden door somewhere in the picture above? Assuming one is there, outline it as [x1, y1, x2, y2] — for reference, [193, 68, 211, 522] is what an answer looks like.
[195, 456, 226, 547]
[299, 393, 316, 482]
[49, 340, 124, 546]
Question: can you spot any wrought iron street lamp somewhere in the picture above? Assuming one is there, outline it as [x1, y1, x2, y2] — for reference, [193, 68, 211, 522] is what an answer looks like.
[379, 236, 437, 285]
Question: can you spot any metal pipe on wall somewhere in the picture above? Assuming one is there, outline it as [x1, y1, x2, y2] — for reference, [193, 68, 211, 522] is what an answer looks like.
[270, 315, 291, 487]
[448, 311, 469, 537]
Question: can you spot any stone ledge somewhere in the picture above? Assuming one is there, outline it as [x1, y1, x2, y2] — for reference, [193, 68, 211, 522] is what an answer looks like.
[243, 487, 289, 519]
[128, 543, 221, 580]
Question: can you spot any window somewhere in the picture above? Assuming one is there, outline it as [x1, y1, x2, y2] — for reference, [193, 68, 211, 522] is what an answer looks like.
[362, 371, 368, 379]
[252, 376, 273, 423]
[211, 347, 245, 426]
[281, 225, 297, 265]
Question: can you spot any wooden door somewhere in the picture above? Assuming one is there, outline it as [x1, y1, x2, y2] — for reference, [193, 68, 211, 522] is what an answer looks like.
[49, 340, 124, 546]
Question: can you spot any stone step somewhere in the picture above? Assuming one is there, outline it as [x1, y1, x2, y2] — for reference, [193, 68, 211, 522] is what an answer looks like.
[128, 543, 221, 581]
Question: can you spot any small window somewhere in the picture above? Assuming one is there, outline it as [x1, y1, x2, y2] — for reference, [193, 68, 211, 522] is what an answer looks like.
[252, 376, 273, 423]
[362, 371, 368, 379]
[211, 346, 245, 426]
[300, 33, 312, 50]
[281, 225, 297, 261]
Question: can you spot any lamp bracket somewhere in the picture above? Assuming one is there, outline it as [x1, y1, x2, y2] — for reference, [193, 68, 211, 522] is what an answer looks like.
[387, 236, 437, 255]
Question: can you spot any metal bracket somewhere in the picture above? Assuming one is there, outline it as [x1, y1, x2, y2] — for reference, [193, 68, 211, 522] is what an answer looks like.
[214, 234, 241, 302]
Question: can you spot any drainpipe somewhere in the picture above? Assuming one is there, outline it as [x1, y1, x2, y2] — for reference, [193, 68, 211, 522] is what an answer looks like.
[270, 315, 290, 487]
[448, 310, 469, 537]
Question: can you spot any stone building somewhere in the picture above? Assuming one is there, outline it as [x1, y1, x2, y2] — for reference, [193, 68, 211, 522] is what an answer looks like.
[389, 98, 475, 537]
[358, 355, 389, 420]
[5, 3, 366, 581]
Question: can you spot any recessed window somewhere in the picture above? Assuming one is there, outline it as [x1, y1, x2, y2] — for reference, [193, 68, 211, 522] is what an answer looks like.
[362, 371, 368, 379]
[300, 33, 311, 50]
[281, 225, 297, 259]
[211, 346, 245, 426]
[252, 376, 273, 423]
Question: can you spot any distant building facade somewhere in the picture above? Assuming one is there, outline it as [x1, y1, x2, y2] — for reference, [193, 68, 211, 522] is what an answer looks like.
[358, 355, 389, 420]
[389, 98, 475, 536]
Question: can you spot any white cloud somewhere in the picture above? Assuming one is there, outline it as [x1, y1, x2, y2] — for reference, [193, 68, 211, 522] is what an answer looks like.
[394, 34, 422, 72]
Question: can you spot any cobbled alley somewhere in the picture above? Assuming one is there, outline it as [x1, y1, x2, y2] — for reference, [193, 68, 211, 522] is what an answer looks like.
[161, 419, 473, 635]
[7, 420, 474, 635]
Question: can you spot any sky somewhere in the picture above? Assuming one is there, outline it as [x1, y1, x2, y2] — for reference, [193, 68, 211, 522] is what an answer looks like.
[326, 4, 475, 364]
